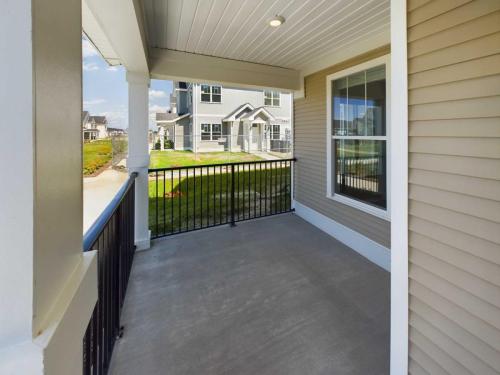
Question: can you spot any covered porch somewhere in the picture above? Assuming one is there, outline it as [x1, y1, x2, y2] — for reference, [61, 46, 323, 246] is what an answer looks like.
[109, 214, 389, 375]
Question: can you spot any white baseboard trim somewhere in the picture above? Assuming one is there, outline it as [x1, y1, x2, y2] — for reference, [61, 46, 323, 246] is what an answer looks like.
[294, 201, 390, 272]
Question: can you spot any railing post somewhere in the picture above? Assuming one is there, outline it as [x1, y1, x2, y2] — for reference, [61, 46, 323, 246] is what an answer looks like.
[231, 164, 236, 227]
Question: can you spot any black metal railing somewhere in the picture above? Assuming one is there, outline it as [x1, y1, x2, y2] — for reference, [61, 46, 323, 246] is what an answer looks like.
[149, 159, 295, 239]
[335, 155, 386, 208]
[82, 172, 137, 375]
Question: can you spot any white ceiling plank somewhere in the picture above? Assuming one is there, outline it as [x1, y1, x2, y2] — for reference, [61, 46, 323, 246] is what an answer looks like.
[217, 0, 269, 57]
[252, 0, 351, 63]
[176, 0, 200, 51]
[211, 0, 261, 56]
[227, 0, 291, 60]
[202, 0, 248, 55]
[237, 0, 310, 62]
[193, 0, 232, 54]
[284, 10, 390, 68]
[166, 0, 183, 49]
[293, 16, 390, 67]
[272, 0, 389, 64]
[239, 0, 328, 63]
[185, 0, 216, 52]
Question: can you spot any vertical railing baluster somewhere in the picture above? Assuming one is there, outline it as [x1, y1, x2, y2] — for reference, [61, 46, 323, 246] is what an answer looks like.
[178, 169, 181, 233]
[155, 171, 158, 237]
[259, 162, 262, 217]
[231, 164, 235, 226]
[200, 167, 203, 228]
[213, 165, 216, 226]
[186, 167, 189, 231]
[163, 170, 166, 236]
[193, 167, 196, 230]
[219, 165, 222, 224]
[248, 164, 251, 219]
[171, 169, 174, 235]
[254, 163, 257, 218]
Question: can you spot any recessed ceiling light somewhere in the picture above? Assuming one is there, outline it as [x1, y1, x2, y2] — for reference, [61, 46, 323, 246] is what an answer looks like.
[269, 15, 285, 27]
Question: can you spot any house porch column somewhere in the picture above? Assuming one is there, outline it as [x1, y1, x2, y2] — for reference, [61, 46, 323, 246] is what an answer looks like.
[126, 71, 151, 250]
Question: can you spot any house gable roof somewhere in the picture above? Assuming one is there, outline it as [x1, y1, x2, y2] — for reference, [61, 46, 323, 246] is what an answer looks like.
[222, 103, 255, 122]
[240, 106, 275, 122]
[89, 115, 107, 124]
[156, 112, 190, 124]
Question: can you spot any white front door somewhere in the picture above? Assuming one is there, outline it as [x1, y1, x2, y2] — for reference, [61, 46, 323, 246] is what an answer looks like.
[250, 123, 261, 152]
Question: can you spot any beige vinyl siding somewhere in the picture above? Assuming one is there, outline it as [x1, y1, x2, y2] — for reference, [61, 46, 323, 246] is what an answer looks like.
[408, 0, 500, 374]
[294, 46, 391, 248]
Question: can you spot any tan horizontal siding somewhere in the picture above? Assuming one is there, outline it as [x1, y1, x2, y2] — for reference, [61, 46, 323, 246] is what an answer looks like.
[294, 45, 391, 249]
[408, 1, 500, 372]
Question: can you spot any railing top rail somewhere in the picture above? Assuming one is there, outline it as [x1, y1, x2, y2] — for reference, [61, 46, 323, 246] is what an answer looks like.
[148, 158, 296, 172]
[83, 172, 138, 252]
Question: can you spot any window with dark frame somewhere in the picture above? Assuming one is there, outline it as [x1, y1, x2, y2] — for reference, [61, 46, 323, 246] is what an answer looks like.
[200, 123, 223, 141]
[264, 90, 280, 106]
[271, 124, 280, 140]
[201, 85, 222, 103]
[331, 64, 387, 210]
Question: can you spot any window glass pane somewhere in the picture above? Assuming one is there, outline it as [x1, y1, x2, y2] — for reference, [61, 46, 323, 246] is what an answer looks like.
[273, 97, 280, 106]
[201, 85, 210, 94]
[212, 123, 221, 140]
[201, 93, 211, 102]
[332, 77, 348, 136]
[334, 139, 386, 209]
[201, 124, 211, 140]
[264, 98, 272, 106]
[272, 91, 280, 100]
[212, 86, 221, 94]
[347, 71, 365, 136]
[212, 94, 221, 103]
[366, 65, 386, 136]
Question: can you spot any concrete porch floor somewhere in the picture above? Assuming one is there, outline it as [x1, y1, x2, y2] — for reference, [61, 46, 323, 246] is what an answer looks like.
[109, 214, 390, 375]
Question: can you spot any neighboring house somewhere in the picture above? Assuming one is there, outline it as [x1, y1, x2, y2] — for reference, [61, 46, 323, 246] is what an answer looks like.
[107, 127, 126, 136]
[82, 112, 108, 140]
[156, 82, 292, 154]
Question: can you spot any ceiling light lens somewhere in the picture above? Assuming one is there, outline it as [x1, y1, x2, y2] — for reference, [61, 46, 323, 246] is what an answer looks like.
[269, 15, 285, 27]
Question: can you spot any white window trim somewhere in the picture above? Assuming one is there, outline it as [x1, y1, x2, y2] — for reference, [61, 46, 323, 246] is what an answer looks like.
[200, 84, 222, 104]
[325, 54, 391, 221]
[200, 123, 223, 141]
[263, 90, 281, 107]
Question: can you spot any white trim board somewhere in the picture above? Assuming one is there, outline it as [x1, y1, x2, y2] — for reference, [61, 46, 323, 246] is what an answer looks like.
[294, 201, 390, 272]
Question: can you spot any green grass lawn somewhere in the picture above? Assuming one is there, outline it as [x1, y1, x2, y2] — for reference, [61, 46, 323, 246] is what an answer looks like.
[149, 164, 292, 237]
[83, 139, 112, 175]
[149, 150, 263, 169]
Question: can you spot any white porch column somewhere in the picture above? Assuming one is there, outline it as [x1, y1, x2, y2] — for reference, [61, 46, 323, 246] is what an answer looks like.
[159, 126, 165, 150]
[0, 0, 97, 373]
[127, 71, 151, 250]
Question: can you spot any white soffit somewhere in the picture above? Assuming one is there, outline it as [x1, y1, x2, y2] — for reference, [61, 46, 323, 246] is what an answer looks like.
[83, 0, 149, 74]
[142, 0, 390, 72]
[82, 1, 120, 65]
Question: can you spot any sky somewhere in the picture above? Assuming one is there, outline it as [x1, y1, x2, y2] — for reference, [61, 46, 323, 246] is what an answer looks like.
[82, 37, 172, 129]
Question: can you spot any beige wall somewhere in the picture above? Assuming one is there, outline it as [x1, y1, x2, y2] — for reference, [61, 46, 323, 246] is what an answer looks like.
[33, 0, 84, 335]
[407, 0, 500, 374]
[294, 46, 391, 248]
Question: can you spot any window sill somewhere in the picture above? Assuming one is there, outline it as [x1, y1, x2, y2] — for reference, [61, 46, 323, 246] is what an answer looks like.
[326, 193, 390, 221]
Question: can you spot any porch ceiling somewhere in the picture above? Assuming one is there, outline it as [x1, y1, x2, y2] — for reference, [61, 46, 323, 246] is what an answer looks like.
[142, 0, 390, 71]
[83, 0, 390, 90]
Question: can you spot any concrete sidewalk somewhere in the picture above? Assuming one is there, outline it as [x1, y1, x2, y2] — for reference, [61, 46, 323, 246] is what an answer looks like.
[83, 169, 128, 232]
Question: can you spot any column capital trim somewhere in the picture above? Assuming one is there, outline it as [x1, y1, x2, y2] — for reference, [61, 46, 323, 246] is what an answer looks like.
[126, 71, 150, 85]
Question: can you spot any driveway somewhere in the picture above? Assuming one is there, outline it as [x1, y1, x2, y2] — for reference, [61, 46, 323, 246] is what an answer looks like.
[83, 168, 128, 232]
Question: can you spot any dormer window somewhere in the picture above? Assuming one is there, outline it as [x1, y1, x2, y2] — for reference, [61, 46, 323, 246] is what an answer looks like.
[201, 85, 221, 103]
[264, 90, 280, 107]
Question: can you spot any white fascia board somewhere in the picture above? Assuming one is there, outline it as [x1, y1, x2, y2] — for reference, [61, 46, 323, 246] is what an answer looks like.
[83, 0, 149, 73]
[298, 29, 390, 78]
[149, 49, 301, 91]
